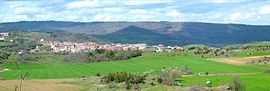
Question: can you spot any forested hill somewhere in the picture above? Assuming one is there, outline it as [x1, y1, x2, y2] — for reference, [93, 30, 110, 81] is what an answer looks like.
[95, 26, 182, 45]
[1, 21, 270, 46]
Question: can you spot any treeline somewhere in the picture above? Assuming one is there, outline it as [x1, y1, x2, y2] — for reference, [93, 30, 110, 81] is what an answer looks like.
[64, 49, 142, 63]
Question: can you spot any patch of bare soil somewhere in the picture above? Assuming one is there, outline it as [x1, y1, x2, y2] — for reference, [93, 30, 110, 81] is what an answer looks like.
[0, 79, 81, 91]
[208, 55, 270, 65]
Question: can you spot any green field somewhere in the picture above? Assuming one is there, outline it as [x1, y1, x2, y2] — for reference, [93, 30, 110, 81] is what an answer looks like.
[180, 74, 270, 91]
[233, 50, 270, 57]
[1, 53, 269, 80]
[245, 41, 270, 47]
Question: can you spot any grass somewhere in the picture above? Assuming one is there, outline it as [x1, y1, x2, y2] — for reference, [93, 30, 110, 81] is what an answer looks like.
[233, 50, 270, 57]
[1, 53, 269, 80]
[245, 41, 270, 47]
[179, 74, 270, 91]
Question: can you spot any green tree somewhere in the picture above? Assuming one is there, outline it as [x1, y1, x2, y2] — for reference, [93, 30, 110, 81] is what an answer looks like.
[0, 51, 10, 70]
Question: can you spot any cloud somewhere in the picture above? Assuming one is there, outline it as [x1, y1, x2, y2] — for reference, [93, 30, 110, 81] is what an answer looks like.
[227, 12, 242, 22]
[66, 0, 99, 9]
[0, 14, 28, 22]
[103, 7, 123, 12]
[201, 0, 248, 4]
[0, 0, 270, 25]
[14, 7, 46, 14]
[129, 9, 148, 14]
[93, 14, 117, 21]
[259, 5, 270, 15]
[124, 0, 174, 5]
[166, 9, 183, 17]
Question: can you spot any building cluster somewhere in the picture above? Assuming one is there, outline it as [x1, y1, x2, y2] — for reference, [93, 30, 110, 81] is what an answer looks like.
[0, 32, 9, 42]
[40, 39, 147, 53]
[40, 39, 182, 53]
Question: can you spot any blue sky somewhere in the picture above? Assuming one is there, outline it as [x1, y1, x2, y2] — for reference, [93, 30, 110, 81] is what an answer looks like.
[0, 0, 270, 25]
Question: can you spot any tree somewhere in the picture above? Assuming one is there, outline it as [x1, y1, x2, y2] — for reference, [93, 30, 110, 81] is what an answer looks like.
[0, 51, 10, 70]
[106, 51, 115, 59]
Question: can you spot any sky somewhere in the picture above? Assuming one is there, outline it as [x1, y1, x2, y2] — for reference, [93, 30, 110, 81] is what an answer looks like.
[0, 0, 270, 25]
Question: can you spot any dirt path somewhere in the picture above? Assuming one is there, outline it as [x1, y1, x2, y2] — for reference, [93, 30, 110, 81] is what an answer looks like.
[208, 55, 270, 65]
[0, 79, 81, 91]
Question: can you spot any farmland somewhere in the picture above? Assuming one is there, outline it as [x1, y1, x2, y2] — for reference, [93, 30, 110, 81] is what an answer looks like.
[1, 53, 269, 80]
[0, 52, 269, 91]
[180, 74, 270, 91]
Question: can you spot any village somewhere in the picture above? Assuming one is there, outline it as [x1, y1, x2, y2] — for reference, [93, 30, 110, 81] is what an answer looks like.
[1, 32, 182, 54]
[39, 39, 182, 53]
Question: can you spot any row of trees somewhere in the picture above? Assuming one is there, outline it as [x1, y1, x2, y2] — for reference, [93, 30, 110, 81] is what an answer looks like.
[184, 46, 230, 57]
[64, 49, 142, 63]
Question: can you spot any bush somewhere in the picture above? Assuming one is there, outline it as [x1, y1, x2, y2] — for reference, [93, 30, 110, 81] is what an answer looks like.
[186, 84, 206, 91]
[264, 69, 270, 73]
[157, 77, 163, 83]
[228, 77, 246, 91]
[16, 53, 41, 64]
[0, 51, 10, 63]
[158, 68, 181, 86]
[96, 73, 101, 76]
[150, 82, 155, 86]
[181, 65, 192, 75]
[101, 72, 146, 90]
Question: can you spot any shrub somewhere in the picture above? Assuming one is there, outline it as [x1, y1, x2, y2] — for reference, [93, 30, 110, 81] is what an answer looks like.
[157, 77, 163, 83]
[228, 77, 246, 91]
[264, 69, 270, 73]
[158, 68, 181, 86]
[96, 73, 101, 76]
[186, 84, 205, 91]
[181, 65, 192, 75]
[150, 82, 155, 86]
[101, 72, 146, 90]
[16, 53, 41, 63]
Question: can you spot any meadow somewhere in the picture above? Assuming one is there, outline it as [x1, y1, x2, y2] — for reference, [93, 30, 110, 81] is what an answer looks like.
[179, 74, 270, 91]
[1, 53, 269, 80]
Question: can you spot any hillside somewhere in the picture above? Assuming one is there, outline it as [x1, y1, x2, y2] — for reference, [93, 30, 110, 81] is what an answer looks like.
[168, 22, 270, 46]
[1, 21, 270, 46]
[96, 26, 182, 45]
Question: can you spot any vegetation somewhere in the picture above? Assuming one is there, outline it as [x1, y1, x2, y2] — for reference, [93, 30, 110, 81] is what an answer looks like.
[63, 49, 142, 63]
[179, 74, 270, 91]
[1, 53, 269, 80]
[248, 56, 270, 65]
[96, 26, 182, 45]
[228, 76, 246, 91]
[101, 72, 146, 90]
[0, 51, 10, 70]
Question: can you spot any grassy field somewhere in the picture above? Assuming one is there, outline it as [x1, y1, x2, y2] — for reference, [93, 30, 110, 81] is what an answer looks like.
[233, 50, 270, 57]
[179, 74, 270, 91]
[245, 41, 270, 47]
[1, 53, 269, 80]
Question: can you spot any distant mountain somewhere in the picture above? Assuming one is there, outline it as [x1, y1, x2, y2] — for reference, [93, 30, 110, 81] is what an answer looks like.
[166, 22, 270, 46]
[0, 21, 182, 35]
[1, 21, 270, 46]
[96, 26, 182, 45]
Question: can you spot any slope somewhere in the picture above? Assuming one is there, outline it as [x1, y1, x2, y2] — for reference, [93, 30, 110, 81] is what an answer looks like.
[96, 26, 182, 45]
